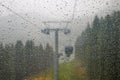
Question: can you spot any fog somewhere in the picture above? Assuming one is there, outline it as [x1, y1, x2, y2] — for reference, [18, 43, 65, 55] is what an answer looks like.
[0, 0, 119, 53]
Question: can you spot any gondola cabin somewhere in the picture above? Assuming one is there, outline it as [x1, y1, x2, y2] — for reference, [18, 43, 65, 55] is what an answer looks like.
[65, 46, 73, 57]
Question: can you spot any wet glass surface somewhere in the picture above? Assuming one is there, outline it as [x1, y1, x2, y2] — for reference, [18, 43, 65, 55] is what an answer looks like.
[0, 0, 120, 80]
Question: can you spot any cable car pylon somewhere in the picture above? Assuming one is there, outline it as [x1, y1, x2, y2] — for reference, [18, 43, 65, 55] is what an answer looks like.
[41, 21, 72, 80]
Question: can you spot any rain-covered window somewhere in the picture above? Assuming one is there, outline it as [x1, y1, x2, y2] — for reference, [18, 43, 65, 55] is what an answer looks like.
[0, 0, 120, 80]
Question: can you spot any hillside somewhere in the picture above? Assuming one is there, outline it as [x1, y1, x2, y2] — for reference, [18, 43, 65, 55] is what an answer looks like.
[24, 60, 88, 80]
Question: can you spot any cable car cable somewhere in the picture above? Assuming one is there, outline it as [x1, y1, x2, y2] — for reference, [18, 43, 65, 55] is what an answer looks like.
[0, 2, 48, 45]
[0, 4, 51, 79]
[64, 0, 78, 57]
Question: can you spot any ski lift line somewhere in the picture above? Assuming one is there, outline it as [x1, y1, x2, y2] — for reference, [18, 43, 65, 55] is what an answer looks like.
[43, 0, 78, 29]
[0, 2, 42, 37]
[43, 21, 71, 23]
[43, 21, 71, 30]
[71, 0, 78, 22]
[0, 2, 48, 43]
[0, 2, 47, 41]
[63, 0, 78, 49]
[65, 0, 78, 28]
[0, 2, 39, 28]
[64, 0, 77, 58]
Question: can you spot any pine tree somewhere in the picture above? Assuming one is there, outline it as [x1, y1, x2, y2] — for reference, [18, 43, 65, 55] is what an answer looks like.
[75, 11, 120, 80]
[15, 40, 25, 80]
[24, 40, 34, 76]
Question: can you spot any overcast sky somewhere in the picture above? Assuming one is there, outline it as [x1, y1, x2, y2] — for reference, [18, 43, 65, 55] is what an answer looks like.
[0, 0, 118, 20]
[0, 0, 119, 47]
[0, 0, 119, 59]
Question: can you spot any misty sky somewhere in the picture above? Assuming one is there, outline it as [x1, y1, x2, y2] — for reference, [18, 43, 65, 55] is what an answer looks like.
[0, 0, 116, 19]
[0, 0, 120, 57]
[0, 0, 119, 60]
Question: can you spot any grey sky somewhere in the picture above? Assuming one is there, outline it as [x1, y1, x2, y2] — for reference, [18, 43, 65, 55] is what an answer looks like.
[0, 0, 119, 60]
[0, 0, 119, 47]
[0, 0, 115, 20]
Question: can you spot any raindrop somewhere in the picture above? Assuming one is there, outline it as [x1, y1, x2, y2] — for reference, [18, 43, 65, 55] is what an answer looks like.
[33, 39, 35, 41]
[27, 34, 30, 36]
[92, 11, 94, 14]
[116, 3, 119, 6]
[8, 28, 11, 30]
[106, 2, 109, 5]
[25, 13, 28, 16]
[28, 32, 31, 33]
[77, 16, 80, 18]
[60, 7, 62, 9]
[21, 23, 24, 25]
[8, 20, 12, 23]
[46, 0, 49, 3]
[56, 4, 58, 7]
[64, 14, 68, 16]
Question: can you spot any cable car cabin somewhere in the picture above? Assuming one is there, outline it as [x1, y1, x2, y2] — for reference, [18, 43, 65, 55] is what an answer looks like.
[65, 46, 73, 57]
